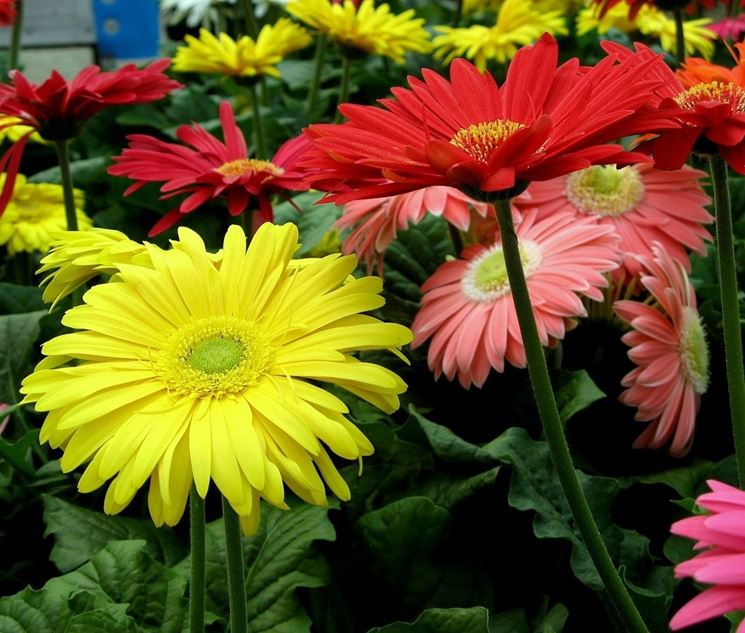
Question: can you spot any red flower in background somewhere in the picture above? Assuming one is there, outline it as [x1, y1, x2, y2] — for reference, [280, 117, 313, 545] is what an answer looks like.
[303, 34, 675, 204]
[0, 60, 181, 214]
[109, 101, 311, 236]
[0, 0, 16, 26]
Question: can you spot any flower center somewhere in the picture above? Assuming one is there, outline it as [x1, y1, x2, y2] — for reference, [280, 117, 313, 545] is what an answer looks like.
[679, 307, 709, 395]
[156, 316, 275, 398]
[450, 119, 525, 163]
[216, 158, 284, 178]
[674, 81, 745, 113]
[565, 165, 644, 217]
[461, 240, 542, 303]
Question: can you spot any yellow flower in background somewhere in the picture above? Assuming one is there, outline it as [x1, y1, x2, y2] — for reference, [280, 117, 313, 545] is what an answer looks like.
[287, 0, 431, 62]
[0, 175, 89, 256]
[463, 0, 580, 14]
[37, 228, 150, 307]
[576, 4, 715, 59]
[433, 0, 568, 68]
[22, 223, 412, 534]
[0, 116, 43, 144]
[172, 18, 311, 78]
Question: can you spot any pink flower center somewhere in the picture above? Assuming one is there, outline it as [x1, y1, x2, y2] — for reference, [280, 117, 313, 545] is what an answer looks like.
[674, 81, 745, 113]
[450, 119, 525, 163]
[461, 240, 542, 303]
[216, 158, 284, 178]
[565, 165, 644, 217]
[679, 306, 709, 395]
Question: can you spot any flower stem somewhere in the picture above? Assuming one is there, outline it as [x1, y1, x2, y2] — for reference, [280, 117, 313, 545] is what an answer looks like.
[708, 154, 745, 486]
[334, 54, 351, 123]
[731, 0, 740, 18]
[494, 198, 649, 633]
[452, 0, 463, 26]
[8, 0, 23, 72]
[223, 497, 247, 633]
[237, 0, 258, 38]
[189, 489, 206, 633]
[673, 7, 686, 66]
[247, 82, 268, 159]
[53, 139, 78, 232]
[307, 35, 327, 115]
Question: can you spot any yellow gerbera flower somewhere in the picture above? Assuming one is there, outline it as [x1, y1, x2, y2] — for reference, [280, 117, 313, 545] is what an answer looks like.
[37, 228, 150, 307]
[172, 18, 311, 79]
[287, 0, 431, 62]
[433, 0, 568, 68]
[576, 4, 715, 59]
[0, 175, 89, 256]
[0, 116, 43, 144]
[21, 223, 412, 534]
[464, 0, 580, 13]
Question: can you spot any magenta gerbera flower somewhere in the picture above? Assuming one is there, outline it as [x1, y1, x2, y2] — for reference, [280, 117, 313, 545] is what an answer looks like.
[411, 209, 620, 388]
[108, 101, 311, 235]
[514, 164, 712, 276]
[670, 479, 745, 631]
[337, 186, 493, 273]
[614, 244, 709, 456]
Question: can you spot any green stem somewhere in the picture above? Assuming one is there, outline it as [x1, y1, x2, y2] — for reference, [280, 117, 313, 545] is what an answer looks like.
[334, 54, 351, 124]
[494, 199, 649, 633]
[673, 8, 686, 66]
[237, 0, 258, 38]
[708, 154, 745, 486]
[307, 35, 327, 115]
[452, 0, 463, 26]
[223, 497, 247, 633]
[247, 82, 268, 159]
[731, 0, 740, 18]
[53, 140, 78, 232]
[189, 489, 206, 633]
[8, 0, 22, 73]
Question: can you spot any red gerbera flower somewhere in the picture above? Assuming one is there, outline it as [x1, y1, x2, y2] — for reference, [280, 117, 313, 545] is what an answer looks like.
[605, 40, 745, 173]
[303, 34, 675, 205]
[0, 0, 16, 26]
[108, 101, 311, 236]
[0, 60, 181, 214]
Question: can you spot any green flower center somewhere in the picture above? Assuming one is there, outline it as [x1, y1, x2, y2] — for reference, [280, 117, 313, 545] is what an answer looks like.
[565, 165, 644, 217]
[187, 337, 244, 374]
[450, 119, 525, 163]
[679, 307, 709, 395]
[462, 240, 542, 302]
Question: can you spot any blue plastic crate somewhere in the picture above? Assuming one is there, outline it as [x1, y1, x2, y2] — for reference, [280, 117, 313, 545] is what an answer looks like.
[92, 0, 160, 60]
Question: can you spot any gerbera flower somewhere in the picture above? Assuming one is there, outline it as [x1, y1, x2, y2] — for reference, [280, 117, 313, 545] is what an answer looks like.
[108, 101, 311, 236]
[287, 0, 431, 63]
[337, 186, 493, 272]
[0, 61, 181, 214]
[162, 0, 236, 27]
[36, 229, 150, 307]
[21, 223, 411, 533]
[670, 479, 745, 631]
[411, 209, 620, 388]
[432, 0, 568, 69]
[614, 244, 709, 456]
[708, 14, 745, 41]
[0, 116, 43, 144]
[604, 40, 745, 173]
[591, 0, 689, 19]
[0, 0, 15, 26]
[514, 164, 712, 276]
[0, 174, 90, 255]
[303, 34, 675, 204]
[172, 19, 311, 79]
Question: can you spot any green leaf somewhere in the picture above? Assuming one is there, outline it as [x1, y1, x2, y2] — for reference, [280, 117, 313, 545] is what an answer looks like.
[177, 501, 336, 633]
[368, 607, 491, 633]
[0, 430, 38, 478]
[553, 370, 606, 425]
[491, 609, 530, 633]
[0, 284, 45, 315]
[0, 311, 46, 405]
[621, 460, 714, 498]
[28, 157, 110, 188]
[273, 191, 341, 257]
[42, 495, 186, 573]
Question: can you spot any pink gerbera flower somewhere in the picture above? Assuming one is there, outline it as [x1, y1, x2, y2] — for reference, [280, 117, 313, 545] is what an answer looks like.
[670, 479, 745, 631]
[514, 164, 712, 276]
[411, 209, 620, 388]
[108, 101, 311, 235]
[337, 186, 493, 273]
[614, 244, 709, 456]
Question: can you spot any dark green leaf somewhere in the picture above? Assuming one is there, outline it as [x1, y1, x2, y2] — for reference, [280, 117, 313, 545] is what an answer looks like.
[553, 370, 606, 425]
[0, 311, 45, 405]
[368, 607, 491, 633]
[0, 284, 45, 315]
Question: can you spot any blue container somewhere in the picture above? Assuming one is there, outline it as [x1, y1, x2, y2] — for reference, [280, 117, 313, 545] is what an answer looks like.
[92, 0, 160, 61]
